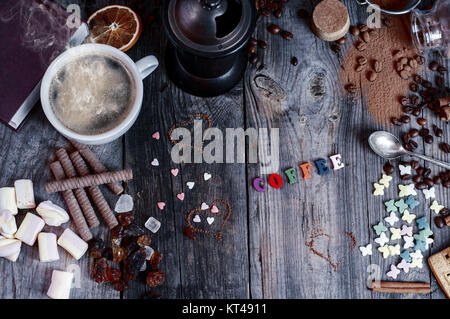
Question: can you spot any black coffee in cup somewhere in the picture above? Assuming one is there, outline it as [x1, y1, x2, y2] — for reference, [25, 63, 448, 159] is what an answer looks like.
[49, 53, 136, 135]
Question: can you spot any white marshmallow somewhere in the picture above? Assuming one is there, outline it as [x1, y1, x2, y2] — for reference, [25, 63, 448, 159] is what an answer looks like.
[47, 270, 73, 299]
[14, 179, 36, 209]
[0, 209, 17, 238]
[0, 236, 21, 257]
[0, 187, 18, 215]
[15, 213, 45, 246]
[57, 228, 88, 260]
[36, 201, 70, 227]
[38, 233, 59, 262]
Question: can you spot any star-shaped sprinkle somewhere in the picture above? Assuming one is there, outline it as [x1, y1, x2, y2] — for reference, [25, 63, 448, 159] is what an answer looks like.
[359, 244, 372, 256]
[387, 264, 401, 279]
[410, 250, 423, 259]
[399, 164, 412, 175]
[430, 200, 444, 214]
[400, 225, 413, 237]
[378, 245, 390, 259]
[405, 195, 420, 210]
[423, 187, 435, 199]
[379, 174, 392, 188]
[397, 259, 411, 273]
[416, 216, 429, 230]
[374, 222, 388, 235]
[388, 244, 401, 256]
[390, 227, 402, 240]
[373, 183, 385, 196]
[400, 250, 412, 262]
[398, 184, 417, 197]
[402, 210, 416, 224]
[403, 236, 415, 249]
[375, 232, 389, 246]
[384, 199, 398, 213]
[414, 240, 427, 252]
[384, 212, 399, 226]
[394, 199, 408, 214]
[425, 237, 434, 250]
[410, 257, 423, 269]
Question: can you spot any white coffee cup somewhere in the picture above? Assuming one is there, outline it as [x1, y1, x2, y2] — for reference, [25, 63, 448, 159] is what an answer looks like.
[40, 43, 158, 145]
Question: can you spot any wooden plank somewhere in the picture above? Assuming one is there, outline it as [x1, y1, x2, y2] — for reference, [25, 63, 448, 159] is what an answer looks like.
[122, 1, 250, 299]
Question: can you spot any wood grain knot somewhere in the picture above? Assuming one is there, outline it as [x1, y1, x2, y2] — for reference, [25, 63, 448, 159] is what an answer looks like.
[307, 71, 326, 101]
[253, 75, 286, 102]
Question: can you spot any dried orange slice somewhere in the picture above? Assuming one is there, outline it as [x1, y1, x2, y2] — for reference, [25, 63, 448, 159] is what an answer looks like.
[87, 5, 142, 52]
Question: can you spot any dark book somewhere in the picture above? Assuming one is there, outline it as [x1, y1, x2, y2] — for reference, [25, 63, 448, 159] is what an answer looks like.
[0, 0, 89, 130]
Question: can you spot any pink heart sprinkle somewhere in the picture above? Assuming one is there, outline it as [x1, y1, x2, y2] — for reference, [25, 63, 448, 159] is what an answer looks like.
[210, 205, 219, 213]
[157, 202, 165, 210]
[177, 193, 185, 201]
[152, 132, 160, 140]
[171, 168, 179, 176]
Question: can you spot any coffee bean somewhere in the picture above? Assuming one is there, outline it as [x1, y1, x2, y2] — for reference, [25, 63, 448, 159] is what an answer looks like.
[412, 108, 421, 117]
[410, 83, 418, 92]
[415, 55, 425, 65]
[410, 160, 419, 170]
[424, 135, 434, 144]
[438, 66, 447, 74]
[337, 37, 346, 45]
[361, 31, 370, 43]
[422, 80, 432, 88]
[297, 9, 307, 18]
[419, 128, 429, 137]
[258, 40, 267, 49]
[424, 178, 434, 187]
[402, 133, 411, 144]
[404, 65, 412, 72]
[415, 182, 428, 190]
[346, 83, 357, 94]
[408, 58, 418, 69]
[330, 44, 341, 53]
[368, 29, 377, 38]
[440, 208, 450, 217]
[410, 95, 419, 105]
[399, 70, 409, 80]
[404, 143, 413, 151]
[368, 71, 377, 82]
[358, 24, 368, 32]
[249, 53, 259, 64]
[373, 60, 382, 73]
[413, 175, 422, 183]
[291, 57, 298, 66]
[434, 216, 445, 228]
[429, 61, 439, 71]
[268, 25, 281, 34]
[400, 97, 410, 106]
[424, 168, 431, 177]
[396, 63, 404, 72]
[357, 56, 367, 65]
[350, 26, 360, 36]
[417, 118, 427, 126]
[436, 76, 444, 87]
[391, 117, 400, 126]
[408, 140, 418, 149]
[355, 41, 367, 51]
[261, 8, 270, 16]
[248, 45, 257, 54]
[433, 176, 441, 185]
[413, 74, 422, 84]
[383, 162, 394, 175]
[417, 167, 425, 176]
[440, 142, 450, 153]
[282, 30, 293, 40]
[409, 129, 419, 137]
[440, 171, 449, 181]
[249, 37, 257, 46]
[400, 115, 410, 123]
[400, 57, 408, 65]
[274, 9, 282, 18]
[403, 106, 413, 114]
[400, 174, 412, 180]
[444, 180, 450, 188]
[355, 64, 364, 72]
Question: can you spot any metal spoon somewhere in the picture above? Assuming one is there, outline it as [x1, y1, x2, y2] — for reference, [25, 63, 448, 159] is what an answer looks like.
[368, 131, 450, 170]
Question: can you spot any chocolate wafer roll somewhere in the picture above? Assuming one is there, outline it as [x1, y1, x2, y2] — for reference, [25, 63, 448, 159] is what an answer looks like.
[68, 139, 124, 195]
[55, 148, 100, 228]
[69, 151, 118, 229]
[45, 169, 133, 193]
[49, 161, 92, 241]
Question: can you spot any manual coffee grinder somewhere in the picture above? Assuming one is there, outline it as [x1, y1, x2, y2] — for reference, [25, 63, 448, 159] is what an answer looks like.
[162, 0, 257, 97]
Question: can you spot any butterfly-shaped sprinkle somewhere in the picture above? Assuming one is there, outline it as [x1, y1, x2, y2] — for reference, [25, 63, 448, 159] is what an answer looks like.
[402, 210, 416, 224]
[374, 222, 388, 235]
[359, 244, 372, 257]
[416, 216, 429, 230]
[384, 199, 398, 213]
[375, 232, 389, 246]
[410, 250, 423, 259]
[403, 236, 415, 249]
[390, 227, 402, 240]
[400, 250, 412, 262]
[378, 245, 390, 259]
[379, 174, 392, 188]
[413, 240, 427, 252]
[410, 257, 423, 269]
[400, 225, 413, 237]
[394, 199, 408, 214]
[398, 184, 417, 197]
[384, 212, 399, 226]
[425, 237, 434, 250]
[397, 259, 411, 274]
[373, 183, 385, 196]
[399, 164, 412, 176]
[386, 264, 401, 279]
[430, 200, 444, 214]
[388, 244, 401, 256]
[414, 228, 433, 242]
[405, 195, 420, 210]
[422, 187, 435, 200]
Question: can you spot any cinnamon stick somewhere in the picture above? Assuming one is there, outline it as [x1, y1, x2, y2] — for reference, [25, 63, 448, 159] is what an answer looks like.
[45, 169, 133, 193]
[70, 151, 118, 230]
[370, 281, 430, 294]
[68, 139, 124, 195]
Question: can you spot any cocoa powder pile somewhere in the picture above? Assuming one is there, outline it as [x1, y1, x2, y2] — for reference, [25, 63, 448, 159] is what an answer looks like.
[339, 15, 421, 123]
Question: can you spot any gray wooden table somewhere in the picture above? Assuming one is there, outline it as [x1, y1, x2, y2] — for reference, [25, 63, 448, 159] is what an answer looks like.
[0, 0, 448, 299]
